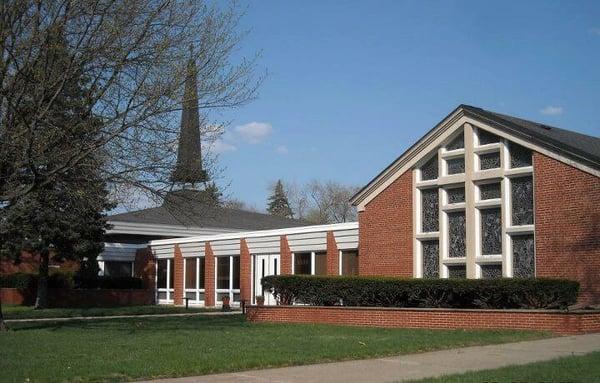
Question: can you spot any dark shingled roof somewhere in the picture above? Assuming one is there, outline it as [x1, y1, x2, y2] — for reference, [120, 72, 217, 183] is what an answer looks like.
[461, 105, 600, 170]
[109, 190, 307, 231]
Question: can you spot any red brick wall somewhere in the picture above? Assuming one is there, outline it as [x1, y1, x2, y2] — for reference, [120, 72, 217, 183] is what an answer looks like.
[204, 243, 215, 306]
[246, 305, 600, 336]
[240, 239, 251, 302]
[326, 231, 339, 275]
[280, 235, 292, 275]
[172, 245, 183, 305]
[1, 250, 79, 275]
[359, 171, 413, 276]
[534, 153, 600, 306]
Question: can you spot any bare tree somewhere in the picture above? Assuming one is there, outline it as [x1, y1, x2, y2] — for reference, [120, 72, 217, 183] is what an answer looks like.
[281, 180, 359, 224]
[0, 0, 263, 329]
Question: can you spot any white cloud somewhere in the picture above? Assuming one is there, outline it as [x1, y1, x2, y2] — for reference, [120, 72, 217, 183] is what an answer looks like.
[589, 27, 600, 36]
[275, 145, 289, 155]
[540, 106, 563, 116]
[208, 139, 237, 154]
[234, 122, 273, 144]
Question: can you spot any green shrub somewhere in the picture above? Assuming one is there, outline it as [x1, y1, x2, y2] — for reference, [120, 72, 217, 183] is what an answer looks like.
[262, 275, 580, 310]
[49, 271, 76, 288]
[74, 276, 143, 289]
[0, 273, 37, 290]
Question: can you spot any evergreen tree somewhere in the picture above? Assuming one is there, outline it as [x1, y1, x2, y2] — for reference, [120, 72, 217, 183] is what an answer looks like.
[0, 24, 113, 310]
[267, 180, 293, 218]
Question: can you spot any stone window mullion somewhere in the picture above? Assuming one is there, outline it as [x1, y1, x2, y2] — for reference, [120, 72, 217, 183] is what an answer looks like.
[464, 123, 477, 279]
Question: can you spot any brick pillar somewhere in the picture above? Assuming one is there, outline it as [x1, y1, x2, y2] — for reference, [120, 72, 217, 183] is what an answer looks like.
[326, 231, 339, 275]
[280, 235, 293, 275]
[173, 245, 184, 306]
[205, 242, 215, 306]
[240, 239, 251, 302]
[134, 247, 156, 291]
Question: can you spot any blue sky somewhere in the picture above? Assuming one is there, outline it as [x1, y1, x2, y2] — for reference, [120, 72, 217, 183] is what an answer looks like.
[210, 0, 600, 210]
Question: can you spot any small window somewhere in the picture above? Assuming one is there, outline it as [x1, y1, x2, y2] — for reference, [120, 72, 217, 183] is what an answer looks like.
[513, 235, 535, 278]
[480, 208, 502, 255]
[157, 259, 168, 289]
[185, 258, 197, 290]
[341, 251, 358, 276]
[294, 253, 311, 275]
[421, 241, 439, 278]
[216, 257, 230, 289]
[446, 132, 464, 150]
[314, 252, 327, 275]
[199, 257, 205, 289]
[446, 187, 465, 204]
[511, 176, 534, 226]
[104, 261, 133, 278]
[447, 265, 466, 279]
[478, 129, 500, 145]
[421, 188, 439, 232]
[420, 155, 438, 180]
[232, 256, 240, 289]
[446, 157, 465, 175]
[509, 143, 532, 168]
[479, 152, 501, 170]
[479, 183, 501, 200]
[448, 211, 466, 258]
[481, 264, 503, 279]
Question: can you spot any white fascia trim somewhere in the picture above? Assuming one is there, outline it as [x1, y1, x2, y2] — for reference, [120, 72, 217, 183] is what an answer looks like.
[104, 242, 148, 249]
[106, 221, 241, 237]
[353, 110, 600, 211]
[149, 222, 359, 246]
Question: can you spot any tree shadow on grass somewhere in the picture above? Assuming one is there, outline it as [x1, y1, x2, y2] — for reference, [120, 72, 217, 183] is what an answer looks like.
[9, 314, 248, 333]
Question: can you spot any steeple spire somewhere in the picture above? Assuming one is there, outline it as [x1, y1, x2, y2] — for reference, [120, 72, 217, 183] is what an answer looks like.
[171, 47, 207, 185]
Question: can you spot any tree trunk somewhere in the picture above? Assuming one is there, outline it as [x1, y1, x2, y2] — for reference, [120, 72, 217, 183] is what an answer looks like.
[0, 293, 7, 332]
[34, 248, 50, 310]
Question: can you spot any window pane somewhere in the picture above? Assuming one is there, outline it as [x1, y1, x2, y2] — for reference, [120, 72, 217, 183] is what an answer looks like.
[446, 132, 464, 150]
[448, 211, 466, 258]
[294, 253, 311, 275]
[513, 235, 535, 278]
[446, 187, 465, 204]
[481, 208, 502, 255]
[447, 265, 466, 278]
[314, 252, 327, 275]
[341, 251, 358, 276]
[446, 157, 465, 175]
[199, 257, 205, 289]
[185, 291, 196, 300]
[217, 292, 230, 302]
[479, 152, 501, 170]
[232, 256, 240, 289]
[480, 183, 501, 200]
[104, 261, 132, 277]
[421, 188, 439, 232]
[169, 260, 174, 289]
[185, 258, 197, 290]
[158, 291, 167, 300]
[420, 155, 438, 180]
[478, 129, 500, 145]
[481, 264, 503, 279]
[511, 176, 534, 226]
[217, 257, 230, 289]
[157, 259, 167, 289]
[422, 240, 439, 278]
[510, 143, 532, 168]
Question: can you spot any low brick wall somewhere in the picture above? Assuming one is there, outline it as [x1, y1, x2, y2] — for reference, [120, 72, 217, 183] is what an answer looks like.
[1, 287, 154, 308]
[1, 288, 30, 305]
[246, 305, 600, 335]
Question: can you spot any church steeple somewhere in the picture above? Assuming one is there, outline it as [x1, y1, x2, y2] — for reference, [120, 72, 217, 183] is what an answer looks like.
[171, 47, 207, 185]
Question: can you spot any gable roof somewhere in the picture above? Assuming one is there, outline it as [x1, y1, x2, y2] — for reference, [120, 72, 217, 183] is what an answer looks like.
[109, 190, 308, 231]
[351, 104, 600, 208]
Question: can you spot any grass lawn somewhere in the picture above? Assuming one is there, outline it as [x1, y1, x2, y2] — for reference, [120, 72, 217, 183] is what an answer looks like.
[410, 351, 600, 383]
[2, 304, 218, 320]
[0, 314, 549, 383]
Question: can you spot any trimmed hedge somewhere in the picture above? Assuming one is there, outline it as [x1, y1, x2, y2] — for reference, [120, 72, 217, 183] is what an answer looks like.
[262, 275, 580, 310]
[0, 272, 143, 290]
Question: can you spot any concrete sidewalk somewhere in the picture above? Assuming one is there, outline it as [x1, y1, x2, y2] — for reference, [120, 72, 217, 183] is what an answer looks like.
[141, 333, 600, 383]
[5, 310, 241, 323]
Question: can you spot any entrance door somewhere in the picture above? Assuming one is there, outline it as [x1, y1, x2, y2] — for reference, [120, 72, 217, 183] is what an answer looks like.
[254, 254, 280, 305]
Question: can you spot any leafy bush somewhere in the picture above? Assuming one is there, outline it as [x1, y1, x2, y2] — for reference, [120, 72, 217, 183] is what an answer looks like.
[262, 275, 580, 310]
[0, 273, 37, 290]
[74, 276, 143, 289]
[49, 271, 76, 288]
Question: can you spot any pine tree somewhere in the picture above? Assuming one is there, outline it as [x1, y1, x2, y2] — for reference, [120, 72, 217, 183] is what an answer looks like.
[267, 180, 293, 218]
[0, 24, 114, 310]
